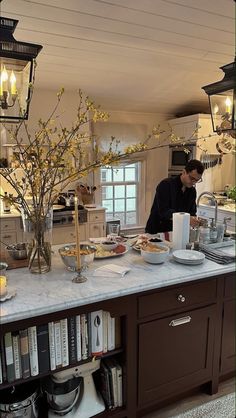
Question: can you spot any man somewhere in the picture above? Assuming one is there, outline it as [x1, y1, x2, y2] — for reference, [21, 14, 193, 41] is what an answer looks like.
[145, 159, 204, 233]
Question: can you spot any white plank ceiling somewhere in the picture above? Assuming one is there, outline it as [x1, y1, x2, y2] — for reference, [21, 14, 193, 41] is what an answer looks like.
[0, 0, 235, 115]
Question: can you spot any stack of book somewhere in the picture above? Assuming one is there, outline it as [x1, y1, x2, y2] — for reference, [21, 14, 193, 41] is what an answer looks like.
[100, 358, 123, 409]
[0, 310, 120, 384]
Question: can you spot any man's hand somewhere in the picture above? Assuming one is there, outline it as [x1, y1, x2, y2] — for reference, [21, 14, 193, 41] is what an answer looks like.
[190, 216, 200, 227]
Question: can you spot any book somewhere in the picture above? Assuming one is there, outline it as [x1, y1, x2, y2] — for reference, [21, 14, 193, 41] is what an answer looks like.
[0, 351, 2, 384]
[91, 310, 103, 356]
[115, 317, 121, 349]
[76, 315, 82, 362]
[104, 358, 118, 408]
[12, 331, 22, 380]
[0, 335, 7, 382]
[19, 329, 30, 379]
[60, 318, 69, 367]
[81, 313, 89, 360]
[37, 324, 50, 374]
[107, 313, 115, 351]
[99, 360, 113, 409]
[48, 322, 56, 371]
[28, 326, 39, 376]
[87, 312, 92, 357]
[4, 332, 15, 382]
[113, 359, 123, 407]
[54, 320, 62, 368]
[102, 311, 108, 354]
[68, 316, 77, 364]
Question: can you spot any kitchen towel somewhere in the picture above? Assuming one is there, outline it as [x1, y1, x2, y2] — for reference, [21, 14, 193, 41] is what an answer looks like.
[172, 212, 190, 251]
[93, 264, 131, 278]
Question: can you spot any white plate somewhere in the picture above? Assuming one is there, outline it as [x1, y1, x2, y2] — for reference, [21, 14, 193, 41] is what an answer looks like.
[53, 204, 65, 210]
[95, 244, 129, 259]
[0, 288, 17, 302]
[85, 204, 96, 208]
[172, 250, 205, 265]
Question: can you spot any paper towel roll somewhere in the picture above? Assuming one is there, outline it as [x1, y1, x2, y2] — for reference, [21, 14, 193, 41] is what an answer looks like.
[172, 212, 190, 251]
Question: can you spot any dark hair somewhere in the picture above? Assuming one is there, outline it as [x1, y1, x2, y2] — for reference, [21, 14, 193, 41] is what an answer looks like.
[185, 159, 204, 174]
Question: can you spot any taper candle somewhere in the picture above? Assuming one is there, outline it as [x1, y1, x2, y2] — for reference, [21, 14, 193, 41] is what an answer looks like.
[74, 196, 81, 270]
[0, 275, 7, 297]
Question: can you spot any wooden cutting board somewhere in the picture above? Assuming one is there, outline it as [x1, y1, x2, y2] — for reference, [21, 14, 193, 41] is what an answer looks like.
[0, 250, 28, 269]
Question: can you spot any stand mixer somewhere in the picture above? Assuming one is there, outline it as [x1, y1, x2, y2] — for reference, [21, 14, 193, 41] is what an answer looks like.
[44, 359, 105, 418]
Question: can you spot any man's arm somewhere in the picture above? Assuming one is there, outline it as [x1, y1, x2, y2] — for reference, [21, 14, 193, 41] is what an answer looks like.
[156, 180, 175, 221]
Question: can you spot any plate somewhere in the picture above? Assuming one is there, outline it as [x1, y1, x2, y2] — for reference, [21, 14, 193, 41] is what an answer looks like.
[94, 244, 129, 259]
[53, 204, 65, 211]
[172, 250, 205, 265]
[0, 288, 17, 302]
[85, 204, 96, 208]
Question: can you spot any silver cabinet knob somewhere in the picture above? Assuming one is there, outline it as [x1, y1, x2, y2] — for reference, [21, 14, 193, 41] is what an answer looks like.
[177, 294, 186, 303]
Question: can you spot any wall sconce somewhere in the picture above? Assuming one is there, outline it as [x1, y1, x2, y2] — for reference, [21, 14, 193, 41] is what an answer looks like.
[202, 60, 236, 139]
[0, 16, 42, 121]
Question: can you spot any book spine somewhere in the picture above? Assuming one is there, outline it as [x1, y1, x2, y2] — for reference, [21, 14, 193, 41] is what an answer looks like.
[105, 359, 118, 408]
[19, 329, 30, 379]
[113, 359, 123, 407]
[107, 313, 115, 351]
[54, 320, 62, 368]
[68, 316, 77, 364]
[0, 351, 2, 384]
[102, 311, 108, 354]
[100, 361, 112, 409]
[4, 332, 15, 382]
[37, 324, 50, 374]
[28, 326, 39, 376]
[48, 322, 56, 371]
[81, 314, 88, 360]
[91, 310, 103, 356]
[76, 315, 82, 362]
[60, 318, 69, 367]
[0, 336, 7, 383]
[12, 332, 22, 380]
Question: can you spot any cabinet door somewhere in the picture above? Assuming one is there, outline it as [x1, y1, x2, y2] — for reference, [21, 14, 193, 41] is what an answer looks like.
[89, 222, 105, 238]
[52, 224, 87, 244]
[220, 299, 236, 375]
[138, 305, 215, 406]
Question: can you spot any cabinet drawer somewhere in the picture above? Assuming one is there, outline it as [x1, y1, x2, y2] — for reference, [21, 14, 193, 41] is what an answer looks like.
[0, 219, 17, 230]
[0, 231, 17, 245]
[52, 224, 87, 245]
[224, 276, 235, 299]
[89, 223, 105, 238]
[138, 279, 217, 318]
[88, 211, 105, 223]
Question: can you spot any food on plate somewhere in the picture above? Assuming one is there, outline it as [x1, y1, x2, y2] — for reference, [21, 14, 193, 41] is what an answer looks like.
[95, 243, 126, 258]
[141, 242, 167, 253]
[60, 247, 94, 257]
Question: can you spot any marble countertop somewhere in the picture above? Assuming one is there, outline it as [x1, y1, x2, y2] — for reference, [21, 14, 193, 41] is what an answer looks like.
[198, 203, 235, 213]
[1, 243, 235, 325]
[0, 206, 105, 219]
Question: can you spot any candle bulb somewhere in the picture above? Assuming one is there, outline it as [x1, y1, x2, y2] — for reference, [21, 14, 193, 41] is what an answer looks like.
[225, 97, 232, 114]
[0, 275, 7, 297]
[10, 70, 17, 95]
[1, 65, 8, 92]
[74, 196, 81, 271]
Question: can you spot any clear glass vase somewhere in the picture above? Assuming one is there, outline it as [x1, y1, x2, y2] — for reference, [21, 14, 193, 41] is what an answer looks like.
[22, 209, 53, 274]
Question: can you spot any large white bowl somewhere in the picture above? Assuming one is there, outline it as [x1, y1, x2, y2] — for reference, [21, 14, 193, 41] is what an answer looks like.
[141, 244, 170, 264]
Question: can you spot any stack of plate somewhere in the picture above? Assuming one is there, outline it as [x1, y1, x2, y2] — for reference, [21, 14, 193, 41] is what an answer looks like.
[172, 250, 205, 265]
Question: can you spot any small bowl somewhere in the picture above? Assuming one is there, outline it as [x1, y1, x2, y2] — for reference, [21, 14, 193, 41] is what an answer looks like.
[101, 241, 118, 251]
[148, 238, 165, 246]
[58, 244, 97, 271]
[141, 243, 170, 264]
[6, 243, 28, 260]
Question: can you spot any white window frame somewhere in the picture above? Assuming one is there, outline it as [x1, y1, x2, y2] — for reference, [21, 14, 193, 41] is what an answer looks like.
[95, 157, 146, 229]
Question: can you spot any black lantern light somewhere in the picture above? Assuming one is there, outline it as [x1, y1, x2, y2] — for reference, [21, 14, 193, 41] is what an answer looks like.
[202, 60, 236, 137]
[0, 16, 42, 121]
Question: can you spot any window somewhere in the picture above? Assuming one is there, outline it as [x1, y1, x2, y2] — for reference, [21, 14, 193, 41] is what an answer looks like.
[100, 162, 142, 228]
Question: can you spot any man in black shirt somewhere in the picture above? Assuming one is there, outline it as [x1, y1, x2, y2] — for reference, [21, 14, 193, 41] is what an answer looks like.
[145, 159, 204, 233]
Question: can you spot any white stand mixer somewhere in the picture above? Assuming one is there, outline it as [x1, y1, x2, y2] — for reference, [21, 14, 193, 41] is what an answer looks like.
[47, 359, 105, 418]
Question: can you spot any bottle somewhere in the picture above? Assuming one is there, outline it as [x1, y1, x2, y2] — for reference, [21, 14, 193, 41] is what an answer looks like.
[199, 221, 210, 244]
[209, 218, 217, 243]
[2, 192, 11, 213]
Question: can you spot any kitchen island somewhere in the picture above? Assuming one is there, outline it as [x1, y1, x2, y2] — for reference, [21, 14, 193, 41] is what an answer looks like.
[0, 245, 235, 417]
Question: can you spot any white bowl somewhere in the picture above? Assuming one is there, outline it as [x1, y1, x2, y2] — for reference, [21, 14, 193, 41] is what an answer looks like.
[101, 241, 118, 251]
[141, 244, 170, 264]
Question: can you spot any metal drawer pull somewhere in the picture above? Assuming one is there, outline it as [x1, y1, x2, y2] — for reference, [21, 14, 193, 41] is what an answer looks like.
[169, 316, 191, 327]
[177, 294, 186, 303]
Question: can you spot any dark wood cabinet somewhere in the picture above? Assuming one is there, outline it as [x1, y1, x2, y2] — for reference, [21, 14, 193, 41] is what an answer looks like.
[220, 276, 236, 376]
[138, 305, 216, 406]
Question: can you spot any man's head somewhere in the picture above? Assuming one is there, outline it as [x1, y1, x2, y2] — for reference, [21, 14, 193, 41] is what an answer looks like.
[181, 159, 204, 188]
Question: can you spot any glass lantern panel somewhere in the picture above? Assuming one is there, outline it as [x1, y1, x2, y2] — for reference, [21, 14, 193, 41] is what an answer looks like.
[210, 89, 234, 132]
[0, 58, 32, 120]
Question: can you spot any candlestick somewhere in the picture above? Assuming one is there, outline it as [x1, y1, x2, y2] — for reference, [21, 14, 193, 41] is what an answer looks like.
[74, 196, 81, 270]
[0, 275, 7, 297]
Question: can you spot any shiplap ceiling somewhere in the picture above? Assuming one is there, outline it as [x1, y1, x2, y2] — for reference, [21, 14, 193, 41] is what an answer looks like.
[1, 0, 235, 115]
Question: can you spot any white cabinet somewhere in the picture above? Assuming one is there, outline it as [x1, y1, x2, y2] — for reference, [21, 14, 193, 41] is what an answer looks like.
[88, 209, 106, 238]
[0, 217, 23, 248]
[52, 224, 88, 245]
[197, 205, 235, 233]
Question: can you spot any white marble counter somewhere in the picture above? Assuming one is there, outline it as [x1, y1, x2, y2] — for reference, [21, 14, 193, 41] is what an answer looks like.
[1, 244, 235, 325]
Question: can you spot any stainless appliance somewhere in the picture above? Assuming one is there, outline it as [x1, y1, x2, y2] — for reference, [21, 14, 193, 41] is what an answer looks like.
[169, 143, 197, 171]
[53, 206, 87, 227]
[0, 381, 40, 418]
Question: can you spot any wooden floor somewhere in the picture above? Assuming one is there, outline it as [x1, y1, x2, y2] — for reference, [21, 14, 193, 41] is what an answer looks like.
[143, 378, 235, 418]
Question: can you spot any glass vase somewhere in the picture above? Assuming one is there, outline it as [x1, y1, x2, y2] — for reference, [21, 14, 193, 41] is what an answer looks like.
[22, 209, 53, 274]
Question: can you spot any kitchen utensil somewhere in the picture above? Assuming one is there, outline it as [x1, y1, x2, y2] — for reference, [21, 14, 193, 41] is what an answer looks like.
[0, 380, 40, 418]
[94, 315, 101, 346]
